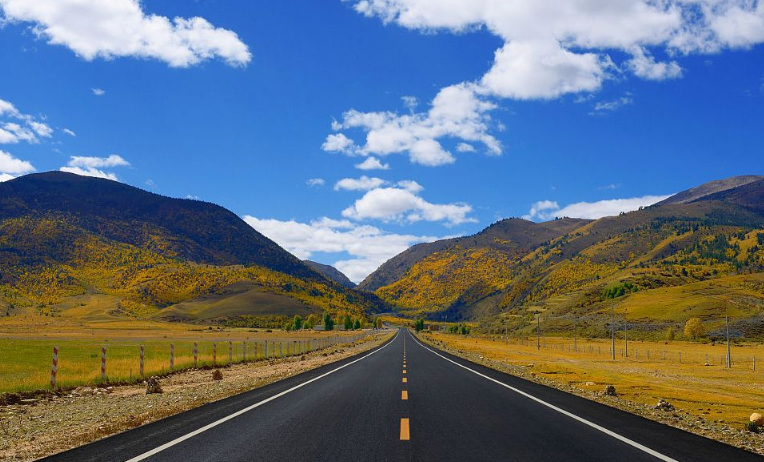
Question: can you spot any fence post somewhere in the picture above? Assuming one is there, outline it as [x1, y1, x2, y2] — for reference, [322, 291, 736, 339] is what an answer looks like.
[243, 341, 246, 361]
[193, 342, 198, 368]
[228, 341, 232, 364]
[101, 346, 107, 382]
[51, 346, 59, 389]
[170, 343, 174, 370]
[140, 345, 144, 376]
[213, 342, 217, 364]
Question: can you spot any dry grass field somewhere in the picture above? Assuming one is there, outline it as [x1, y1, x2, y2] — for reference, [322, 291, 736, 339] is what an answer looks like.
[425, 331, 764, 427]
[0, 315, 369, 393]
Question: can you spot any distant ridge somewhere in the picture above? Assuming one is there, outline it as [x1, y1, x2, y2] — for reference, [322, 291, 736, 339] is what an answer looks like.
[304, 261, 356, 288]
[656, 175, 763, 206]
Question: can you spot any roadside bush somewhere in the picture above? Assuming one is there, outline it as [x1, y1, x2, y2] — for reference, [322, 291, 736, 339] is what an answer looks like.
[684, 318, 705, 340]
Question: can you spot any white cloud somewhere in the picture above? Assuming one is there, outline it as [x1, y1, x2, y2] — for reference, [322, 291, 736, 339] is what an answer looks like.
[523, 194, 671, 221]
[340, 0, 764, 160]
[60, 154, 129, 180]
[0, 149, 35, 176]
[626, 47, 682, 81]
[456, 142, 475, 153]
[342, 186, 475, 226]
[322, 133, 356, 154]
[92, 88, 105, 96]
[0, 173, 15, 182]
[402, 95, 418, 110]
[396, 180, 423, 193]
[590, 96, 634, 114]
[355, 156, 390, 170]
[62, 128, 76, 137]
[0, 97, 59, 144]
[68, 154, 129, 168]
[306, 178, 325, 187]
[334, 176, 387, 191]
[326, 83, 501, 166]
[244, 215, 439, 282]
[0, 0, 251, 67]
[481, 39, 609, 100]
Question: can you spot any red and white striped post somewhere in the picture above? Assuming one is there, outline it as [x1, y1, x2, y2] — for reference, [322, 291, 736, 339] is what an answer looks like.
[140, 345, 145, 376]
[228, 341, 232, 364]
[100, 346, 107, 382]
[213, 343, 217, 364]
[51, 346, 59, 389]
[170, 343, 175, 370]
[193, 342, 198, 368]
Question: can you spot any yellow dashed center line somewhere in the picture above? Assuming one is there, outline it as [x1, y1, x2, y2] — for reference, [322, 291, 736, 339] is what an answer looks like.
[403, 370, 406, 374]
[401, 390, 408, 400]
[400, 418, 410, 440]
[402, 377, 407, 383]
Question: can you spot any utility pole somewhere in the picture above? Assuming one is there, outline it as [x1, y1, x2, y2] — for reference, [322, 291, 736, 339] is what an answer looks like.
[536, 314, 541, 350]
[574, 320, 578, 352]
[611, 306, 615, 360]
[726, 316, 732, 369]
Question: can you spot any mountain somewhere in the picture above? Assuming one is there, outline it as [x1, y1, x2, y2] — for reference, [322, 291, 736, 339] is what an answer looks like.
[358, 217, 590, 292]
[304, 261, 356, 288]
[368, 176, 764, 336]
[0, 172, 383, 325]
[656, 175, 763, 205]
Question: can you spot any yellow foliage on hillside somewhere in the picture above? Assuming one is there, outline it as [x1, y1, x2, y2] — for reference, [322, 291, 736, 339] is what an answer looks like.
[376, 247, 515, 313]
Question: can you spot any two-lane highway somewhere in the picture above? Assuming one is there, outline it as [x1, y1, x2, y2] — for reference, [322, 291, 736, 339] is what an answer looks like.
[43, 329, 763, 462]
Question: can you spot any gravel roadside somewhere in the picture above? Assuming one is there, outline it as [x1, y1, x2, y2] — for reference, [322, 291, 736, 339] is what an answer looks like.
[415, 332, 764, 456]
[0, 331, 393, 462]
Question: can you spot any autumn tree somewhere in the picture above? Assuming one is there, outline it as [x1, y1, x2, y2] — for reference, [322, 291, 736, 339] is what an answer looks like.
[292, 315, 303, 331]
[684, 318, 705, 340]
[305, 314, 317, 329]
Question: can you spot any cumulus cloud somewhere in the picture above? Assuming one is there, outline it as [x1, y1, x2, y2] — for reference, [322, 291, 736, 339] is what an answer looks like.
[342, 186, 475, 226]
[334, 176, 387, 191]
[91, 88, 105, 96]
[337, 1, 764, 161]
[0, 0, 251, 67]
[523, 194, 671, 221]
[0, 149, 35, 180]
[325, 83, 501, 166]
[244, 215, 439, 283]
[60, 154, 129, 180]
[355, 156, 390, 170]
[306, 178, 325, 187]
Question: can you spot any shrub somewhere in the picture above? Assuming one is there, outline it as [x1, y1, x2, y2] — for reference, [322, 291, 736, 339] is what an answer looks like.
[745, 421, 760, 433]
[414, 318, 425, 332]
[293, 315, 303, 331]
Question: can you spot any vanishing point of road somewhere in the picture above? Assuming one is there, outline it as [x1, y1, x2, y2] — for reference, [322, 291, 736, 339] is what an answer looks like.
[42, 329, 763, 462]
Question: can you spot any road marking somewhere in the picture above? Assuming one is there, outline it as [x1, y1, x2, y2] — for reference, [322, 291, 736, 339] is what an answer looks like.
[400, 418, 410, 440]
[410, 332, 679, 462]
[402, 390, 408, 400]
[402, 377, 407, 383]
[403, 370, 406, 374]
[125, 330, 400, 462]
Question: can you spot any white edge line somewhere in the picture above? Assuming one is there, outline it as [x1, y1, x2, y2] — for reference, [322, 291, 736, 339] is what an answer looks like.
[125, 330, 400, 462]
[409, 331, 679, 462]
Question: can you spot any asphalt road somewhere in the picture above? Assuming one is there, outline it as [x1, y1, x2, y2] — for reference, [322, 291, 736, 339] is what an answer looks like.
[42, 328, 763, 462]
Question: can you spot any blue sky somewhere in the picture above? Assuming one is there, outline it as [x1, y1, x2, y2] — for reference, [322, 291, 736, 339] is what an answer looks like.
[1, 0, 763, 281]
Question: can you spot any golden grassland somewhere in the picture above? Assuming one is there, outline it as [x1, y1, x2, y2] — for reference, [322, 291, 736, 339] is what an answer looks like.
[0, 315, 369, 393]
[425, 331, 764, 426]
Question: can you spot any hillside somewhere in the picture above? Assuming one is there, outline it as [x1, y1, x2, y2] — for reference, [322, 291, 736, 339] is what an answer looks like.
[358, 217, 590, 291]
[304, 261, 356, 288]
[370, 176, 764, 338]
[656, 175, 763, 206]
[0, 172, 384, 325]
